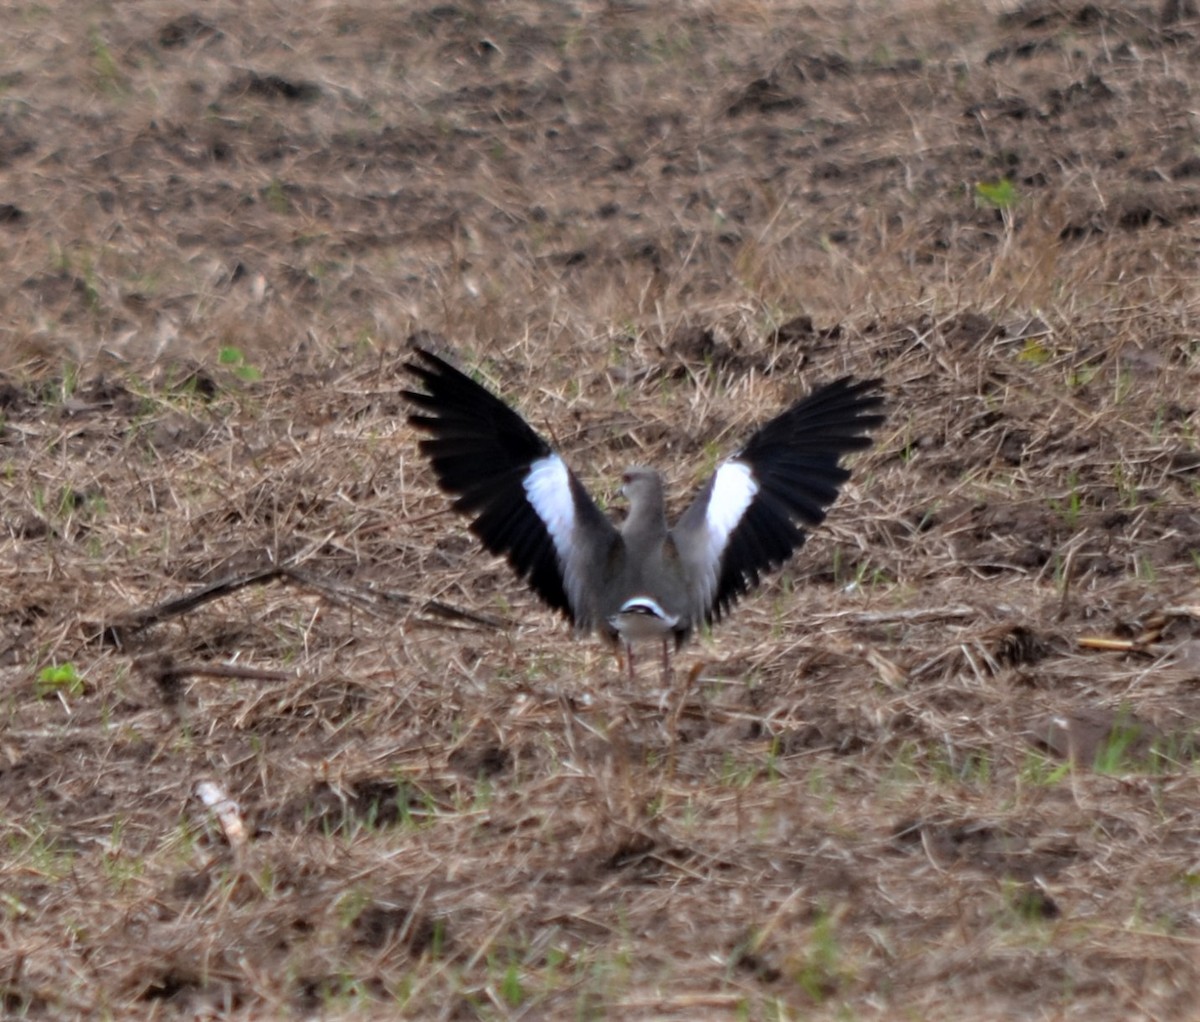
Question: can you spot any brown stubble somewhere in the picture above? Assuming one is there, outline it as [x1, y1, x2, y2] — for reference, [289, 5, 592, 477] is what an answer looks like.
[2, 0, 1200, 1017]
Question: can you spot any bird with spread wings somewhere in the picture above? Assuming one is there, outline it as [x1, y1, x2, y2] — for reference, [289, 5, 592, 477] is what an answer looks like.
[403, 346, 884, 679]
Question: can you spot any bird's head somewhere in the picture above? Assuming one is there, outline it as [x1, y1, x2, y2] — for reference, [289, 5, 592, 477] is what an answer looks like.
[619, 466, 663, 504]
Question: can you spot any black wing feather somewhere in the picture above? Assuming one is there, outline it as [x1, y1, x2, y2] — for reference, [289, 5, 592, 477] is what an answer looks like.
[709, 376, 884, 621]
[402, 347, 575, 619]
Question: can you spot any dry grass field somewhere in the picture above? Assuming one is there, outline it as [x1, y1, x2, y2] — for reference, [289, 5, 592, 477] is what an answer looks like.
[4, 0, 1200, 1017]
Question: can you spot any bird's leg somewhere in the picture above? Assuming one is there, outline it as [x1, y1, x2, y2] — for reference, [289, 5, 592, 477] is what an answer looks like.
[667, 660, 704, 738]
[625, 641, 636, 682]
[660, 637, 672, 685]
[667, 657, 700, 738]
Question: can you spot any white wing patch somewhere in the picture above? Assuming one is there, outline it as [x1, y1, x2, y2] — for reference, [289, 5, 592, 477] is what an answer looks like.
[523, 455, 576, 559]
[705, 460, 758, 560]
[681, 459, 758, 621]
[523, 453, 592, 620]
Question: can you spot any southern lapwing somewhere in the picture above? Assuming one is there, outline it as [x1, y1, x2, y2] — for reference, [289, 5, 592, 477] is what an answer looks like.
[403, 345, 884, 680]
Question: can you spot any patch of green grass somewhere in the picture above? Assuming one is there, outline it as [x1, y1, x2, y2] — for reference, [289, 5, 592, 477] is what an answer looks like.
[335, 888, 374, 930]
[495, 955, 525, 1007]
[1017, 336, 1052, 365]
[999, 878, 1060, 929]
[792, 909, 849, 1003]
[826, 546, 893, 592]
[975, 178, 1019, 210]
[263, 178, 290, 214]
[89, 30, 127, 96]
[931, 743, 993, 786]
[764, 734, 783, 783]
[0, 890, 33, 921]
[649, 25, 698, 62]
[716, 751, 764, 789]
[101, 819, 144, 892]
[5, 822, 75, 881]
[1018, 751, 1071, 787]
[884, 740, 924, 786]
[1092, 709, 1154, 774]
[1048, 471, 1084, 528]
[576, 942, 633, 1018]
[1067, 361, 1101, 387]
[33, 359, 81, 406]
[1111, 367, 1134, 405]
[35, 661, 84, 698]
[218, 346, 263, 382]
[1110, 462, 1144, 508]
[311, 972, 374, 1012]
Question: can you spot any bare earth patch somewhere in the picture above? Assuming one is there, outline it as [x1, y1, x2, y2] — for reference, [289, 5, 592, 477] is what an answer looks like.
[3, 0, 1200, 1018]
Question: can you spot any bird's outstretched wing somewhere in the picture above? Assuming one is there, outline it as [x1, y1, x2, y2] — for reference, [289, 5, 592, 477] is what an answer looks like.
[403, 346, 618, 630]
[672, 376, 884, 626]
